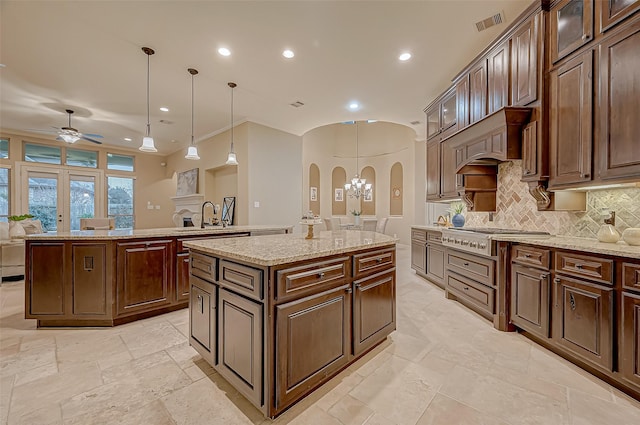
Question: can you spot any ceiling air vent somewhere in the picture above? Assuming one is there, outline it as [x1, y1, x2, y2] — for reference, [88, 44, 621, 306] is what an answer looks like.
[410, 120, 421, 126]
[159, 119, 174, 124]
[475, 11, 505, 32]
[289, 101, 305, 108]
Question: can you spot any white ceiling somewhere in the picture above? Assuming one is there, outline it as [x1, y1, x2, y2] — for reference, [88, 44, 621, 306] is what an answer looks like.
[0, 0, 531, 155]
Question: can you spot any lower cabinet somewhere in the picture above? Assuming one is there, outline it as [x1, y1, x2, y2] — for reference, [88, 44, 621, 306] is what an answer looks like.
[176, 251, 190, 302]
[552, 275, 614, 371]
[275, 284, 351, 412]
[353, 269, 396, 356]
[620, 292, 640, 392]
[218, 288, 264, 407]
[189, 276, 216, 366]
[510, 264, 551, 338]
[410, 240, 426, 275]
[27, 243, 66, 316]
[426, 243, 445, 288]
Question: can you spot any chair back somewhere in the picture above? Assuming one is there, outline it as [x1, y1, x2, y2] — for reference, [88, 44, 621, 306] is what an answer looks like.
[80, 218, 115, 230]
[323, 218, 333, 231]
[376, 217, 389, 234]
[362, 219, 377, 231]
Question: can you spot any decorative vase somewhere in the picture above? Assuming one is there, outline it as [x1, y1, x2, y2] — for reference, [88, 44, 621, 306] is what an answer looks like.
[354, 216, 361, 226]
[597, 224, 620, 243]
[622, 228, 640, 246]
[8, 221, 26, 239]
[452, 213, 465, 228]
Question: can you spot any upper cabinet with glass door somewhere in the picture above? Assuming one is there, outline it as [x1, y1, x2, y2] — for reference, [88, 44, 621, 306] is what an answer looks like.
[599, 0, 640, 32]
[551, 0, 594, 63]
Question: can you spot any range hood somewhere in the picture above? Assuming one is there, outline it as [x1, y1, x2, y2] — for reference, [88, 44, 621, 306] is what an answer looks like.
[444, 107, 532, 212]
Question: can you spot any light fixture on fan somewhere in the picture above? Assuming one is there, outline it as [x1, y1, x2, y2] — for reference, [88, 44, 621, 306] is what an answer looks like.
[185, 68, 200, 160]
[225, 82, 238, 165]
[344, 121, 372, 199]
[139, 47, 157, 152]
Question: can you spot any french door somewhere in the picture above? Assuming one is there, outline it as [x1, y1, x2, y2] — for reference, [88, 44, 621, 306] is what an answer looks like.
[17, 163, 104, 232]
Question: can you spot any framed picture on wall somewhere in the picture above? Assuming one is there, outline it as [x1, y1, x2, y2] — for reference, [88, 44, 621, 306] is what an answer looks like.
[310, 186, 318, 201]
[176, 168, 199, 196]
[364, 190, 373, 202]
[334, 188, 343, 202]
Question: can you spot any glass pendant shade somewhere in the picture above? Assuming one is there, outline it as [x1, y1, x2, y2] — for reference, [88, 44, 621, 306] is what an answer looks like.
[140, 135, 157, 152]
[226, 151, 238, 165]
[59, 133, 80, 144]
[139, 47, 157, 153]
[226, 82, 238, 166]
[185, 68, 200, 160]
[185, 145, 200, 160]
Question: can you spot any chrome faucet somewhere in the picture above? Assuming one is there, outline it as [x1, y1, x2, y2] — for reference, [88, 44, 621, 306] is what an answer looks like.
[201, 201, 215, 228]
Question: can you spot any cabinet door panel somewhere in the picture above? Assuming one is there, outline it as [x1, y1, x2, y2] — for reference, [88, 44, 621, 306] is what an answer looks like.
[456, 76, 470, 129]
[190, 280, 213, 354]
[620, 292, 640, 392]
[511, 14, 539, 106]
[411, 241, 426, 274]
[551, 0, 594, 62]
[549, 51, 593, 187]
[275, 285, 350, 411]
[440, 139, 459, 198]
[552, 275, 613, 370]
[470, 62, 488, 123]
[176, 252, 190, 302]
[600, 0, 640, 32]
[426, 140, 441, 200]
[521, 121, 538, 178]
[72, 244, 107, 315]
[597, 20, 640, 180]
[488, 42, 510, 114]
[353, 269, 396, 356]
[28, 243, 65, 316]
[510, 265, 550, 338]
[441, 89, 457, 132]
[426, 243, 445, 288]
[426, 104, 441, 140]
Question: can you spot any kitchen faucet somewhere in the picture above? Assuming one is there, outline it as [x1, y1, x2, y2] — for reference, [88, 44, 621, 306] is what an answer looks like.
[201, 201, 215, 228]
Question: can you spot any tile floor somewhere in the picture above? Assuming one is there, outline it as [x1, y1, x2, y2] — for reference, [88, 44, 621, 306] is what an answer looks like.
[1, 244, 639, 424]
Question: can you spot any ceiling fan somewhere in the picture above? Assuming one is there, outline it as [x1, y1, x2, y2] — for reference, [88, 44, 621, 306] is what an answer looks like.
[29, 109, 103, 144]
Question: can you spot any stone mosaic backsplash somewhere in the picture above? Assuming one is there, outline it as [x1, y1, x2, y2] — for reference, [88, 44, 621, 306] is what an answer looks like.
[464, 161, 640, 238]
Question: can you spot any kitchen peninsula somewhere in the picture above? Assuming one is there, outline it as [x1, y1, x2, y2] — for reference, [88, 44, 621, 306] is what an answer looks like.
[24, 225, 292, 327]
[184, 230, 397, 418]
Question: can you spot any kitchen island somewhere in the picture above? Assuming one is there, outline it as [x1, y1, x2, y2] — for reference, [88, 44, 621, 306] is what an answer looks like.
[184, 230, 397, 418]
[24, 225, 292, 327]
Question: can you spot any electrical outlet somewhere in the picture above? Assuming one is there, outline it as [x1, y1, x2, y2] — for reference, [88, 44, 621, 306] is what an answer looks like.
[147, 204, 154, 210]
[254, 201, 260, 208]
[155, 205, 160, 210]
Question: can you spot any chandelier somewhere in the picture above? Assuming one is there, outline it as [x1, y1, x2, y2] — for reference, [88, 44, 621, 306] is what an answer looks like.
[344, 121, 372, 199]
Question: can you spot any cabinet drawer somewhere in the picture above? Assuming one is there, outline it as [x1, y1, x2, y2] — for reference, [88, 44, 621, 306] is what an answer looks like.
[511, 245, 550, 269]
[219, 260, 264, 301]
[446, 249, 495, 286]
[427, 231, 442, 244]
[622, 262, 640, 293]
[411, 229, 427, 243]
[447, 272, 495, 316]
[353, 248, 395, 279]
[275, 257, 350, 303]
[190, 252, 216, 283]
[554, 251, 613, 285]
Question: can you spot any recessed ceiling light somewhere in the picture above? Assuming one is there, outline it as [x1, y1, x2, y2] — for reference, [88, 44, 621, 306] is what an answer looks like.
[218, 47, 231, 56]
[0, 64, 6, 68]
[124, 137, 132, 142]
[367, 119, 378, 123]
[349, 102, 359, 110]
[399, 52, 412, 61]
[282, 49, 295, 59]
[160, 107, 169, 112]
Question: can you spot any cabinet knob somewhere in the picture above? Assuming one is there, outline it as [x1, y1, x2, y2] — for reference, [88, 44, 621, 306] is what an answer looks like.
[581, 173, 590, 178]
[463, 286, 469, 291]
[553, 277, 561, 284]
[540, 273, 549, 279]
[575, 264, 583, 269]
[318, 272, 326, 279]
[463, 262, 469, 266]
[582, 34, 590, 41]
[376, 258, 383, 264]
[345, 287, 352, 294]
[523, 253, 531, 258]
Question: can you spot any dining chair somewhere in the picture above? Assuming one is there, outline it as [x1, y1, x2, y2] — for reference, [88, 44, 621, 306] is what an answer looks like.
[376, 217, 389, 234]
[323, 218, 333, 231]
[362, 219, 377, 231]
[80, 218, 115, 230]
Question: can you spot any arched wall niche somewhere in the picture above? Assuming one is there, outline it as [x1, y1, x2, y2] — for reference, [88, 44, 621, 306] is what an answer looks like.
[360, 166, 375, 216]
[309, 163, 320, 215]
[390, 162, 403, 216]
[331, 167, 347, 216]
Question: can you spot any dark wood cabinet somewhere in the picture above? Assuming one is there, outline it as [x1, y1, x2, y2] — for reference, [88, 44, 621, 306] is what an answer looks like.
[511, 264, 551, 338]
[26, 243, 65, 316]
[456, 75, 470, 129]
[440, 139, 461, 198]
[426, 242, 445, 289]
[411, 228, 427, 275]
[599, 0, 640, 32]
[511, 13, 539, 106]
[189, 275, 216, 365]
[521, 121, 539, 179]
[551, 0, 594, 62]
[441, 89, 457, 133]
[552, 274, 613, 371]
[469, 60, 488, 123]
[72, 244, 108, 315]
[426, 139, 441, 201]
[426, 103, 441, 141]
[487, 41, 510, 114]
[597, 19, 640, 180]
[275, 284, 351, 411]
[620, 291, 640, 392]
[549, 50, 593, 187]
[218, 288, 263, 407]
[116, 239, 173, 316]
[176, 252, 190, 302]
[353, 269, 396, 356]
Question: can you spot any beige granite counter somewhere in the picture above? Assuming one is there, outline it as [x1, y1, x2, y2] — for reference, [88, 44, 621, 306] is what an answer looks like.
[411, 225, 445, 232]
[183, 230, 397, 266]
[493, 234, 640, 260]
[24, 225, 293, 240]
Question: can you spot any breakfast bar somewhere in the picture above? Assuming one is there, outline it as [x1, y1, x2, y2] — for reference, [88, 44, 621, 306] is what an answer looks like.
[183, 230, 397, 418]
[24, 225, 292, 327]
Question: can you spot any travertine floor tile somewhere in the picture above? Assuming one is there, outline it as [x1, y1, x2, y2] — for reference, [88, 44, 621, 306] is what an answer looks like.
[416, 393, 510, 425]
[568, 388, 640, 425]
[327, 394, 375, 425]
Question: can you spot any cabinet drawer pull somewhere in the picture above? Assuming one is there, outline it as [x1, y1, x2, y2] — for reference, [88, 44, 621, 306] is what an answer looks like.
[318, 272, 326, 279]
[540, 273, 549, 279]
[569, 293, 576, 311]
[523, 254, 531, 258]
[582, 34, 590, 41]
[575, 264, 583, 269]
[376, 258, 383, 264]
[463, 286, 469, 291]
[463, 262, 469, 266]
[346, 286, 353, 294]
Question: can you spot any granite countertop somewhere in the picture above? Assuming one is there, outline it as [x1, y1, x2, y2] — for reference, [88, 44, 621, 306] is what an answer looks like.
[24, 225, 293, 241]
[492, 234, 640, 260]
[411, 224, 445, 232]
[183, 230, 397, 266]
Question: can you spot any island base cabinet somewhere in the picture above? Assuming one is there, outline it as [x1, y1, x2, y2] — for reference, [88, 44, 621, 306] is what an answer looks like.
[189, 276, 216, 366]
[620, 292, 640, 393]
[72, 244, 108, 315]
[27, 243, 65, 316]
[218, 288, 263, 409]
[275, 285, 351, 414]
[353, 269, 396, 356]
[552, 276, 614, 372]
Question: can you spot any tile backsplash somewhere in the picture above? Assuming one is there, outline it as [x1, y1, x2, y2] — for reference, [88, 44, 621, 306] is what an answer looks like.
[464, 160, 640, 238]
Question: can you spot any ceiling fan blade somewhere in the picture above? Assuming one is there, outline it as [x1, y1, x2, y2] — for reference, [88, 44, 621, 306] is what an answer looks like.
[81, 135, 103, 144]
[82, 133, 103, 139]
[25, 128, 58, 134]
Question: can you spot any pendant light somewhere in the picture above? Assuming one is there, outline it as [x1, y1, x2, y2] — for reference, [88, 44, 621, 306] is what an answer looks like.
[139, 47, 157, 152]
[344, 121, 372, 198]
[225, 82, 239, 166]
[185, 68, 200, 160]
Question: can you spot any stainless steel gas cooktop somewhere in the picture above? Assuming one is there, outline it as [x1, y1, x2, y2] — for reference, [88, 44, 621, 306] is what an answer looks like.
[440, 227, 550, 256]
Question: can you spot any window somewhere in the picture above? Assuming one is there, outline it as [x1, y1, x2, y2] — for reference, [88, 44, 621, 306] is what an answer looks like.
[107, 176, 134, 228]
[0, 138, 8, 159]
[107, 153, 134, 171]
[66, 148, 98, 168]
[0, 168, 9, 222]
[24, 143, 62, 164]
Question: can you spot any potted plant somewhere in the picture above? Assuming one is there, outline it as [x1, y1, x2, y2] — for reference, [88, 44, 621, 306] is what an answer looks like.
[450, 202, 465, 228]
[351, 209, 362, 226]
[7, 214, 34, 238]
